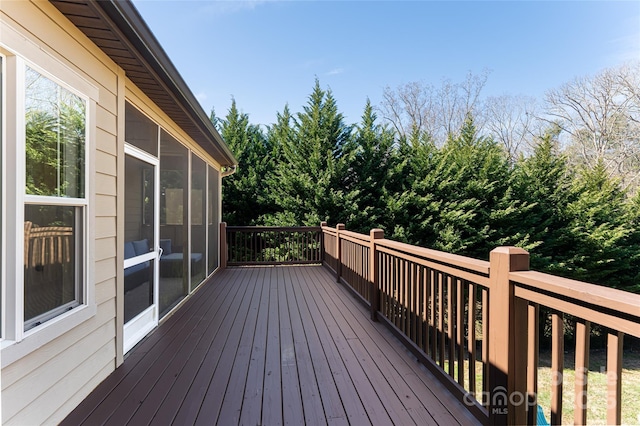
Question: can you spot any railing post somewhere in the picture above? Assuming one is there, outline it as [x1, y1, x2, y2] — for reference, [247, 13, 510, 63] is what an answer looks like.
[320, 221, 327, 264]
[335, 223, 345, 283]
[369, 229, 384, 321]
[488, 246, 529, 425]
[220, 222, 227, 269]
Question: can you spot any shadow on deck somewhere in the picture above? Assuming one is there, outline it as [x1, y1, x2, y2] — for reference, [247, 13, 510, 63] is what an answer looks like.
[61, 265, 479, 425]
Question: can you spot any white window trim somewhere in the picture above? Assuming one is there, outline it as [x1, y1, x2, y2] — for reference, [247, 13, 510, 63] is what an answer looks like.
[1, 52, 6, 343]
[1, 45, 97, 368]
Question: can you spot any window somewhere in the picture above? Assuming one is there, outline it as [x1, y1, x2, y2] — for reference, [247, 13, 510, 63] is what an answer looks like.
[22, 66, 87, 330]
[1, 55, 4, 338]
[1, 46, 95, 361]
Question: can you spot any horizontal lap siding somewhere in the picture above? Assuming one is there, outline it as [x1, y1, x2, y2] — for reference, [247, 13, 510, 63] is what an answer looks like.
[1, 1, 119, 424]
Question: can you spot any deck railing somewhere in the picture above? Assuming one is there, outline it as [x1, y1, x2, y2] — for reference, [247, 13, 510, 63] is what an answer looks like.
[320, 223, 640, 426]
[221, 224, 322, 266]
[221, 222, 640, 425]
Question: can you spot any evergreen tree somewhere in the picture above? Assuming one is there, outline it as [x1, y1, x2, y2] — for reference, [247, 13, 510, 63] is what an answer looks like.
[624, 191, 640, 292]
[386, 127, 441, 245]
[270, 80, 354, 226]
[510, 125, 576, 271]
[564, 161, 636, 289]
[431, 114, 512, 258]
[346, 99, 396, 233]
[218, 99, 271, 225]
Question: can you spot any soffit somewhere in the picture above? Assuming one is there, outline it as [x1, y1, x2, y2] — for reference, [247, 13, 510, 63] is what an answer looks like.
[49, 0, 237, 167]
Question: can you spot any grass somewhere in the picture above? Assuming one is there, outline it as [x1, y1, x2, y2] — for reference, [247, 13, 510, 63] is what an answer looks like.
[536, 349, 640, 425]
[442, 349, 640, 425]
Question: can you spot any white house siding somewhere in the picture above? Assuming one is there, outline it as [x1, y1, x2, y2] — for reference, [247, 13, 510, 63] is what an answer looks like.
[1, 1, 119, 424]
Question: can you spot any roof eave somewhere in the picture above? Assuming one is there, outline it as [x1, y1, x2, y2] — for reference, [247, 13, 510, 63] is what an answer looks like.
[51, 0, 238, 167]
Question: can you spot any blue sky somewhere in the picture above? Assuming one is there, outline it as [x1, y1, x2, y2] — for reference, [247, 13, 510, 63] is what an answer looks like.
[132, 0, 640, 127]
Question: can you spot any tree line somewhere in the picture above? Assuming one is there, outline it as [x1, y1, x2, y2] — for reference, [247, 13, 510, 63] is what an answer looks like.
[215, 64, 640, 294]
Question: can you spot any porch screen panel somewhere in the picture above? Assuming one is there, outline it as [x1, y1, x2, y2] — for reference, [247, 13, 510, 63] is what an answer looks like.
[123, 155, 155, 323]
[159, 131, 188, 318]
[208, 166, 219, 274]
[125, 102, 158, 157]
[190, 154, 206, 291]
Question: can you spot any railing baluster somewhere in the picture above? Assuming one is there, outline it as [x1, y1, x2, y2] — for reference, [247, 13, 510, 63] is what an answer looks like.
[390, 255, 395, 326]
[482, 287, 489, 408]
[527, 303, 539, 425]
[407, 260, 412, 341]
[430, 268, 436, 360]
[383, 252, 388, 318]
[448, 275, 455, 378]
[399, 257, 403, 329]
[574, 319, 590, 426]
[439, 272, 445, 368]
[424, 267, 430, 354]
[551, 311, 564, 426]
[369, 229, 383, 321]
[457, 278, 464, 386]
[417, 265, 424, 350]
[403, 259, 408, 336]
[607, 331, 623, 425]
[388, 253, 392, 320]
[413, 263, 418, 343]
[468, 282, 477, 395]
[336, 224, 344, 282]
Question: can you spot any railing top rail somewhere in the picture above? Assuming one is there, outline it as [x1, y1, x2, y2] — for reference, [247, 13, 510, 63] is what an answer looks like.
[226, 226, 321, 232]
[377, 238, 490, 275]
[511, 270, 640, 319]
[27, 226, 74, 235]
[321, 226, 337, 236]
[339, 229, 370, 244]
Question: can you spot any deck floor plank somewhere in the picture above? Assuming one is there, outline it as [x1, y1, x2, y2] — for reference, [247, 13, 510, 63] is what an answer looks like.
[295, 269, 382, 424]
[311, 267, 437, 425]
[260, 266, 284, 426]
[192, 267, 262, 425]
[278, 267, 306, 425]
[216, 267, 267, 425]
[128, 269, 249, 425]
[76, 268, 242, 425]
[295, 266, 396, 426]
[283, 267, 328, 425]
[61, 265, 481, 426]
[291, 267, 351, 425]
[319, 266, 479, 425]
[239, 267, 271, 425]
[172, 268, 257, 425]
[154, 268, 248, 424]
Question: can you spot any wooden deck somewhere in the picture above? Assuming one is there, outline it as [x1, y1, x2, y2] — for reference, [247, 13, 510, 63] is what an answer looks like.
[61, 266, 479, 426]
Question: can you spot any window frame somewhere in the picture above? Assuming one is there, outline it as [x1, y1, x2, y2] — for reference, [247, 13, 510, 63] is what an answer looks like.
[0, 43, 97, 367]
[1, 52, 6, 342]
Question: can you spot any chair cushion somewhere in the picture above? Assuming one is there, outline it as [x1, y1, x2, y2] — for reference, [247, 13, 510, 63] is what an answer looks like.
[159, 239, 172, 255]
[124, 241, 136, 259]
[133, 239, 149, 256]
